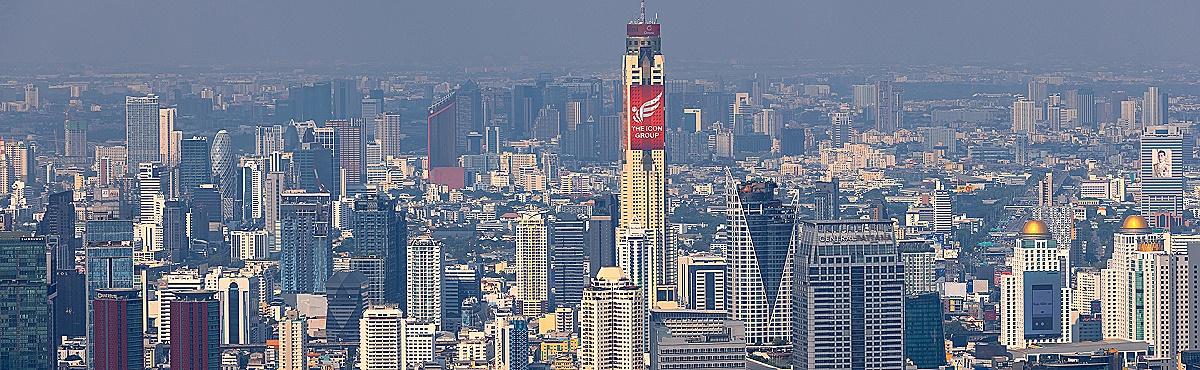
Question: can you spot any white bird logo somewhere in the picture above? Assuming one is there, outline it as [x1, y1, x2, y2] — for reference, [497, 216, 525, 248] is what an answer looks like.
[631, 91, 663, 123]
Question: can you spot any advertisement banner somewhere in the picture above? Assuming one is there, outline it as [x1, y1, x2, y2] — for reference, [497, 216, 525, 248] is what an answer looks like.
[628, 84, 665, 150]
[1023, 270, 1062, 339]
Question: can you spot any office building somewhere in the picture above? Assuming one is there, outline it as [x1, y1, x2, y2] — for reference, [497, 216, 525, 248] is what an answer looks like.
[279, 191, 332, 294]
[0, 234, 51, 369]
[442, 264, 480, 331]
[813, 180, 839, 220]
[899, 239, 937, 295]
[332, 78, 361, 119]
[676, 253, 727, 311]
[551, 213, 587, 309]
[649, 309, 746, 370]
[125, 95, 160, 172]
[1140, 125, 1185, 229]
[179, 136, 211, 198]
[904, 292, 946, 369]
[326, 119, 365, 187]
[169, 290, 221, 370]
[64, 118, 87, 157]
[427, 90, 469, 188]
[210, 130, 237, 220]
[215, 275, 255, 345]
[727, 178, 796, 345]
[326, 271, 369, 342]
[407, 235, 443, 328]
[352, 195, 407, 305]
[516, 211, 549, 314]
[793, 220, 905, 369]
[1000, 220, 1072, 349]
[230, 229, 268, 261]
[619, 11, 674, 308]
[91, 288, 143, 370]
[288, 82, 332, 123]
[580, 267, 645, 370]
[39, 190, 77, 271]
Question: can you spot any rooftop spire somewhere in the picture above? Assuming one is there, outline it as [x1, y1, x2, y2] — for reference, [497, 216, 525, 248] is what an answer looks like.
[639, 0, 647, 23]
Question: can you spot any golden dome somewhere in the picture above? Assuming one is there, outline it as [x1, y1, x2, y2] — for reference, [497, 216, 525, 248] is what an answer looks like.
[1121, 215, 1150, 231]
[1022, 220, 1050, 237]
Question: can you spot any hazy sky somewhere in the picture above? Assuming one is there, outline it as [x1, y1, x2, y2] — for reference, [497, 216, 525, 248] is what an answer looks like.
[3, 0, 1199, 68]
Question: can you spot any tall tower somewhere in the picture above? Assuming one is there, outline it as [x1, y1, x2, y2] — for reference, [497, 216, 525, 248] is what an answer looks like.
[999, 220, 1072, 349]
[726, 177, 795, 345]
[515, 211, 549, 315]
[125, 95, 160, 173]
[618, 0, 674, 307]
[1140, 125, 1184, 229]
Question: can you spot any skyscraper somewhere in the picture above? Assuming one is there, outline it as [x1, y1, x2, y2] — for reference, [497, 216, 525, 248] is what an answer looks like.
[169, 290, 221, 370]
[332, 78, 362, 119]
[516, 211, 549, 314]
[179, 137, 211, 198]
[359, 305, 403, 370]
[376, 112, 403, 160]
[496, 316, 530, 370]
[352, 195, 407, 305]
[874, 81, 902, 132]
[580, 267, 645, 370]
[159, 107, 178, 166]
[406, 235, 443, 328]
[277, 309, 307, 370]
[1140, 125, 1184, 229]
[1012, 96, 1036, 134]
[0, 234, 51, 369]
[551, 213, 587, 309]
[326, 119, 365, 188]
[326, 271, 369, 342]
[618, 7, 673, 307]
[793, 220, 905, 369]
[64, 118, 87, 157]
[1143, 86, 1168, 127]
[125, 95, 160, 172]
[91, 288, 143, 370]
[210, 130, 236, 220]
[1000, 220, 1072, 349]
[279, 191, 332, 294]
[676, 253, 727, 311]
[39, 190, 77, 271]
[812, 180, 839, 220]
[427, 90, 468, 188]
[726, 178, 795, 345]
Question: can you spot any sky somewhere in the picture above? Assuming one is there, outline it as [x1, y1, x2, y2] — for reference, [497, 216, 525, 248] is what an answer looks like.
[2, 0, 1199, 68]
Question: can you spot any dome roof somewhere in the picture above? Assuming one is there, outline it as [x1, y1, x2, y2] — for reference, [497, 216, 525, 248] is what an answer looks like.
[1022, 220, 1050, 237]
[1121, 215, 1150, 231]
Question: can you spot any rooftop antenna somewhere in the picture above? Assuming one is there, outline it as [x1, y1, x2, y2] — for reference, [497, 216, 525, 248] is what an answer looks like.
[639, 0, 646, 23]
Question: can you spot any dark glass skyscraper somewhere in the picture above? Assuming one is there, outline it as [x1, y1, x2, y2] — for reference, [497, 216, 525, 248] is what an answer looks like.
[904, 292, 946, 369]
[325, 271, 368, 342]
[551, 213, 587, 309]
[178, 136, 212, 198]
[351, 195, 407, 305]
[38, 189, 77, 271]
[0, 234, 51, 369]
[279, 191, 332, 294]
[726, 179, 796, 345]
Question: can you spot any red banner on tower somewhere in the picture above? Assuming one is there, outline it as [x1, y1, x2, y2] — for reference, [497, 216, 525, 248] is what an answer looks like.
[628, 85, 665, 150]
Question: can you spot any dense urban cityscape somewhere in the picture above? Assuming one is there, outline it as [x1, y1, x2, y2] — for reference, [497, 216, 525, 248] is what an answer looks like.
[4, 1, 1200, 370]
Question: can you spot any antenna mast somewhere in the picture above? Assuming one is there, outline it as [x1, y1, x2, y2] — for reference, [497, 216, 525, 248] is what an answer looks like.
[639, 0, 646, 23]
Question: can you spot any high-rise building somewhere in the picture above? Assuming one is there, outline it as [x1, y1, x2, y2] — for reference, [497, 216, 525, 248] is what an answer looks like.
[326, 120, 365, 187]
[442, 264, 479, 331]
[1000, 220, 1072, 349]
[352, 195, 407, 305]
[359, 305, 402, 370]
[125, 96, 161, 172]
[516, 211, 549, 314]
[332, 78, 362, 119]
[39, 190, 77, 271]
[580, 267, 645, 370]
[159, 107, 178, 166]
[1076, 88, 1096, 127]
[179, 137, 211, 198]
[210, 130, 236, 220]
[326, 271, 369, 342]
[1121, 99, 1139, 128]
[24, 84, 39, 110]
[904, 292, 945, 369]
[726, 179, 795, 345]
[1027, 79, 1048, 104]
[254, 125, 285, 157]
[64, 118, 87, 157]
[85, 242, 135, 365]
[0, 234, 51, 369]
[1140, 125, 1185, 229]
[277, 309, 307, 370]
[427, 90, 469, 188]
[214, 275, 255, 345]
[586, 196, 619, 278]
[874, 81, 902, 132]
[91, 288, 143, 370]
[169, 290, 221, 370]
[1037, 172, 1054, 207]
[406, 235, 443, 328]
[852, 83, 878, 109]
[899, 240, 937, 295]
[496, 316, 530, 370]
[812, 180, 839, 220]
[1143, 86, 1168, 127]
[619, 9, 673, 307]
[793, 220, 905, 369]
[163, 199, 188, 262]
[288, 82, 332, 123]
[279, 191, 332, 294]
[676, 253, 727, 311]
[551, 213, 587, 309]
[1100, 215, 1187, 350]
[1012, 96, 1036, 134]
[376, 112, 403, 160]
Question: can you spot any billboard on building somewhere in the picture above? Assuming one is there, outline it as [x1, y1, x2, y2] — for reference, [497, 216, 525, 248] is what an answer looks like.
[1152, 148, 1173, 178]
[1023, 270, 1062, 339]
[627, 85, 665, 150]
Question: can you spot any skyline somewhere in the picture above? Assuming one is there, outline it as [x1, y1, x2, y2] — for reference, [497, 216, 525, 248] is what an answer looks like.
[4, 1, 1200, 68]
